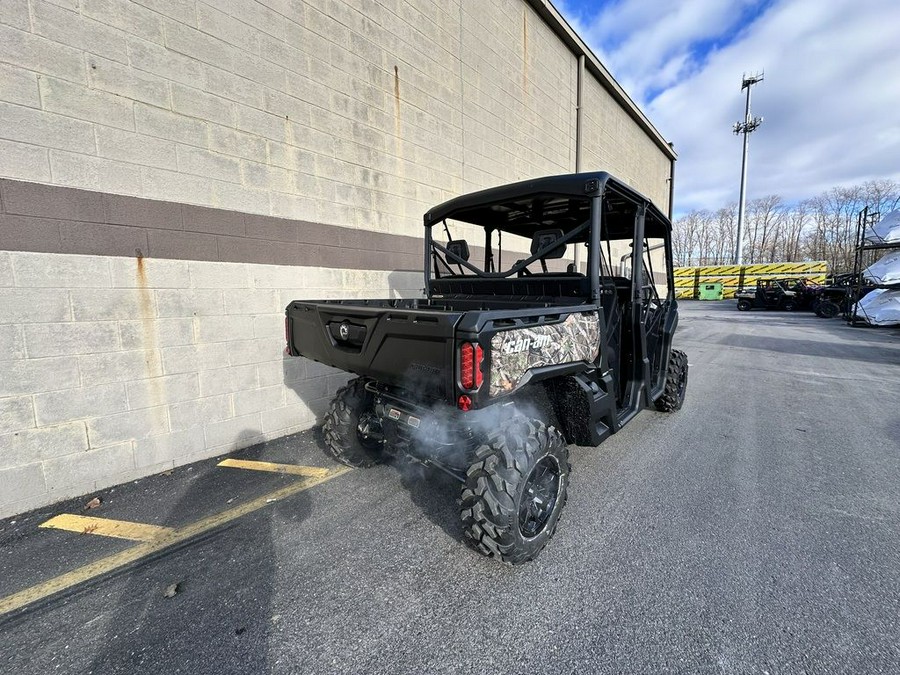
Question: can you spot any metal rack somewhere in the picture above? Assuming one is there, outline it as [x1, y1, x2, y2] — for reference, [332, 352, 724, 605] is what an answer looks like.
[846, 206, 900, 325]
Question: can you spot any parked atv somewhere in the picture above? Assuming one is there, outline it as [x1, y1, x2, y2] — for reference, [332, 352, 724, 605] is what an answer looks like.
[782, 278, 821, 311]
[812, 273, 875, 318]
[736, 279, 797, 311]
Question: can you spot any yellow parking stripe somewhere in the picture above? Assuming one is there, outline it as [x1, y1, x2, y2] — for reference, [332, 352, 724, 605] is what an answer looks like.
[217, 458, 331, 477]
[39, 514, 174, 542]
[0, 466, 351, 617]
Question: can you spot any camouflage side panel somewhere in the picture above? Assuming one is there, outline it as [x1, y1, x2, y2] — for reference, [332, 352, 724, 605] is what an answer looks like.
[489, 312, 601, 397]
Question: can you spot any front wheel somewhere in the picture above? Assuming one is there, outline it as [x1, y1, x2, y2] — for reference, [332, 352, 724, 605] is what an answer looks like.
[654, 348, 688, 412]
[737, 299, 752, 311]
[460, 416, 569, 565]
[322, 378, 384, 468]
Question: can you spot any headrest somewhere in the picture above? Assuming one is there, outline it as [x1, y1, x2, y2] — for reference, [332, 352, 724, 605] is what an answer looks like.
[446, 240, 470, 262]
[531, 229, 566, 259]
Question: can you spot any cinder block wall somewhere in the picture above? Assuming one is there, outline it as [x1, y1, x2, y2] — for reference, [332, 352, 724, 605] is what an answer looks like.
[582, 75, 672, 202]
[0, 0, 673, 517]
[0, 179, 424, 515]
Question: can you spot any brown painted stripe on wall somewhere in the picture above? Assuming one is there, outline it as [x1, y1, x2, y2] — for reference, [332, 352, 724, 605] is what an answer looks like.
[0, 179, 424, 271]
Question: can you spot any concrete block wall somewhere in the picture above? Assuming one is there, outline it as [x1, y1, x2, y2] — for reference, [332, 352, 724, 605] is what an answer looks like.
[581, 75, 671, 208]
[0, 0, 674, 516]
[0, 176, 424, 517]
[0, 241, 421, 518]
[1, 0, 466, 237]
[0, 0, 669, 244]
[459, 0, 575, 186]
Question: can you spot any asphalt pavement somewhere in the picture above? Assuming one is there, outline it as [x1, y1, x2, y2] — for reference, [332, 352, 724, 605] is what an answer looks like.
[1, 300, 899, 674]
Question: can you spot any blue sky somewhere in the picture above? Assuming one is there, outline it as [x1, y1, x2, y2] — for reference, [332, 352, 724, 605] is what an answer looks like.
[553, 0, 900, 216]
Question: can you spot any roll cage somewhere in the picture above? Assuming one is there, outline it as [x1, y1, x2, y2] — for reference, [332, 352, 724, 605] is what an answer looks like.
[423, 172, 674, 304]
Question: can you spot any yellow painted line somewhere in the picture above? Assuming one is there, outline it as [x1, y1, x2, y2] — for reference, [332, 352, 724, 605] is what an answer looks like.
[39, 514, 174, 542]
[0, 466, 351, 617]
[217, 458, 330, 477]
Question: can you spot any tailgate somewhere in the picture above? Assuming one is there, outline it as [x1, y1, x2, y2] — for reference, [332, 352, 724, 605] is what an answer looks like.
[286, 300, 463, 399]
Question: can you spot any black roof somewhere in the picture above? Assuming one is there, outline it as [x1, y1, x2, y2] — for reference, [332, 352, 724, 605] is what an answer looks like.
[424, 172, 670, 239]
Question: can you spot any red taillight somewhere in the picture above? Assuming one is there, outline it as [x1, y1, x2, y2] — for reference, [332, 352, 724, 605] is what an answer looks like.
[474, 344, 483, 388]
[460, 342, 474, 389]
[459, 342, 484, 391]
[284, 317, 291, 355]
[458, 395, 473, 411]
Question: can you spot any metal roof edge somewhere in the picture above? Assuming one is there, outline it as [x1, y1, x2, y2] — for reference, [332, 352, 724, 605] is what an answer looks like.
[524, 0, 677, 161]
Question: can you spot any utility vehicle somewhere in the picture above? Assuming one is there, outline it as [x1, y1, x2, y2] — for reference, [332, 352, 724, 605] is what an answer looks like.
[812, 273, 875, 318]
[735, 278, 797, 311]
[782, 278, 821, 311]
[285, 172, 688, 564]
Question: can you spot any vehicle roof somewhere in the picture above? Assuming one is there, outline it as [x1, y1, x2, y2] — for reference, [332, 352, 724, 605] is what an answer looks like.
[425, 172, 671, 240]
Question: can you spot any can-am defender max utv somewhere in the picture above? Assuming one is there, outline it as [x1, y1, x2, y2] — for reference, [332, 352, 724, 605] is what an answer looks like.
[285, 172, 688, 564]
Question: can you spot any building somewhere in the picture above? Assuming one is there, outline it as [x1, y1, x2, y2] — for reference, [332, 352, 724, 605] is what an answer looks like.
[0, 0, 675, 517]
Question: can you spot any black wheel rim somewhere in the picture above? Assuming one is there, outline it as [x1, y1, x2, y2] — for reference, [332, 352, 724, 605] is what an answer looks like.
[356, 411, 383, 449]
[676, 366, 687, 400]
[518, 456, 561, 538]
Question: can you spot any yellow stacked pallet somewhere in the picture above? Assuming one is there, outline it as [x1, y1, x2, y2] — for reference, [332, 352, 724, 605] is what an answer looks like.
[674, 262, 828, 299]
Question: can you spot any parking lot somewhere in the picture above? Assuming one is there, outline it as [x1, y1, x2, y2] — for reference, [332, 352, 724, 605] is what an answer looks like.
[1, 300, 899, 674]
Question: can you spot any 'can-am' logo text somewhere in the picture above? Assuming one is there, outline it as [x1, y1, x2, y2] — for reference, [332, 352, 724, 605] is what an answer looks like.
[501, 334, 553, 354]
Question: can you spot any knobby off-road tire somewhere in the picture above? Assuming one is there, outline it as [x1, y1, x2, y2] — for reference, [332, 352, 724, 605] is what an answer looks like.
[737, 299, 752, 311]
[322, 378, 384, 468]
[654, 348, 688, 412]
[460, 416, 570, 565]
[816, 299, 840, 318]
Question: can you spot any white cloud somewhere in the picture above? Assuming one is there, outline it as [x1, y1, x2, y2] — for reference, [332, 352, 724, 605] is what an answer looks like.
[556, 0, 900, 214]
[560, 0, 761, 98]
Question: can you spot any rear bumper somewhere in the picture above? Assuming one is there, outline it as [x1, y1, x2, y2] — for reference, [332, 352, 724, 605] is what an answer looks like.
[367, 381, 507, 475]
[369, 382, 468, 448]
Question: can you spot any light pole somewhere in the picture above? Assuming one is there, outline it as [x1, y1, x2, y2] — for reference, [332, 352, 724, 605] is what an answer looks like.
[732, 72, 764, 265]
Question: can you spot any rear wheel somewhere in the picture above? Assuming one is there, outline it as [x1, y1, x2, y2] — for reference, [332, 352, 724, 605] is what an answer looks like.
[737, 299, 752, 311]
[654, 348, 688, 412]
[460, 415, 569, 565]
[323, 378, 384, 468]
[782, 301, 795, 311]
[817, 299, 840, 318]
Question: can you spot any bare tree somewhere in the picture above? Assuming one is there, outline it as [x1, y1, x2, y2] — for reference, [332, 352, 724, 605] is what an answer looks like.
[695, 210, 716, 265]
[744, 195, 783, 263]
[806, 186, 862, 271]
[780, 199, 809, 261]
[672, 210, 708, 266]
[713, 204, 736, 265]
[671, 213, 692, 267]
[673, 179, 899, 271]
[862, 179, 900, 218]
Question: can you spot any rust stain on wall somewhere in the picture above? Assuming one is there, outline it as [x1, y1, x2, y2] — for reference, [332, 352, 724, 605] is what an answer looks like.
[136, 251, 146, 284]
[393, 64, 405, 173]
[522, 10, 529, 95]
[135, 250, 164, 393]
[393, 65, 402, 137]
[283, 113, 294, 148]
